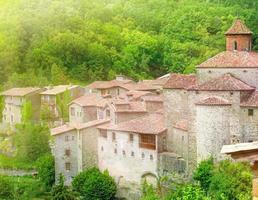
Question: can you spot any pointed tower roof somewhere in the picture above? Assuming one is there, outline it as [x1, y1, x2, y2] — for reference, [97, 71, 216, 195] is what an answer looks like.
[225, 18, 252, 35]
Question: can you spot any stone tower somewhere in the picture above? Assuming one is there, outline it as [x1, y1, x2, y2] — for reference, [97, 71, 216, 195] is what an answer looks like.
[225, 18, 253, 51]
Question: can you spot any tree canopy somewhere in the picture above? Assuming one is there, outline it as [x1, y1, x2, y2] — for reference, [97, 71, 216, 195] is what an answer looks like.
[0, 0, 257, 87]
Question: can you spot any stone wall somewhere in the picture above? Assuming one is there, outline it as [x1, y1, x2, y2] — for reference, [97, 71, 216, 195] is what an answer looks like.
[196, 105, 231, 162]
[197, 68, 258, 88]
[53, 130, 78, 185]
[98, 130, 157, 184]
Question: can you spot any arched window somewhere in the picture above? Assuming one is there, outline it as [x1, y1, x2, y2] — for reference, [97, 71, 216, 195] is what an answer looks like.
[233, 41, 237, 50]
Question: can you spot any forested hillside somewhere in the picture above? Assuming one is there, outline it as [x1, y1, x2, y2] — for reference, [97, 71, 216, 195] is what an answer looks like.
[0, 0, 257, 88]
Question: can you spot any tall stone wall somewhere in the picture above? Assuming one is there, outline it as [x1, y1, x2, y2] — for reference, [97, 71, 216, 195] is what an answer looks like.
[197, 68, 258, 88]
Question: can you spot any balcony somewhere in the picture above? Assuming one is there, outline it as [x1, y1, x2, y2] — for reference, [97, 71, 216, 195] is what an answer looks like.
[139, 142, 156, 150]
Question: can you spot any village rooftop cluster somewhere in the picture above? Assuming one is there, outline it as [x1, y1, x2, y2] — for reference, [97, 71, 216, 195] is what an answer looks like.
[1, 19, 258, 197]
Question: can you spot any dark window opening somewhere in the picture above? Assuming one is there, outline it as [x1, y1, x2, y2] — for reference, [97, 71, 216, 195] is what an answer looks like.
[248, 109, 254, 116]
[65, 149, 71, 156]
[233, 41, 237, 50]
[112, 132, 116, 141]
[65, 162, 71, 171]
[129, 134, 134, 142]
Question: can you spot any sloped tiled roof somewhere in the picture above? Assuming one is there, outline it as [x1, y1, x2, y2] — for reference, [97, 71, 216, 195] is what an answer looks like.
[241, 91, 258, 107]
[98, 113, 166, 134]
[51, 119, 110, 136]
[173, 119, 188, 131]
[133, 81, 161, 91]
[141, 95, 163, 102]
[196, 96, 231, 106]
[163, 73, 197, 89]
[115, 101, 146, 113]
[69, 94, 102, 107]
[1, 87, 41, 96]
[225, 19, 252, 35]
[87, 80, 134, 90]
[41, 85, 79, 95]
[198, 51, 258, 68]
[189, 74, 255, 91]
[126, 90, 153, 100]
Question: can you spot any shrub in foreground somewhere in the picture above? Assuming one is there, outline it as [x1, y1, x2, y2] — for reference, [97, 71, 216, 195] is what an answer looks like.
[72, 167, 117, 200]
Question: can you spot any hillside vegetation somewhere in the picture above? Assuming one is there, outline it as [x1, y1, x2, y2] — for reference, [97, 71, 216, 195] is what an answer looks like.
[0, 0, 257, 87]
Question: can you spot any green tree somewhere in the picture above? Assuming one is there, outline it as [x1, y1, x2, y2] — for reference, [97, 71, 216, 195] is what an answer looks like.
[56, 89, 72, 122]
[51, 174, 77, 200]
[208, 160, 252, 200]
[21, 100, 33, 123]
[40, 103, 56, 124]
[15, 123, 51, 161]
[36, 154, 55, 191]
[51, 64, 69, 85]
[72, 167, 117, 200]
[193, 157, 214, 193]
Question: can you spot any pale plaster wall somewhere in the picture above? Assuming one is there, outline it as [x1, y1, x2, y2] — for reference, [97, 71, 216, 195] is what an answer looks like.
[98, 130, 157, 184]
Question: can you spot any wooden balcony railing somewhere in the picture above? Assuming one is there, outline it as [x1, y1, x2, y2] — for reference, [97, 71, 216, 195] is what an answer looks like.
[139, 142, 156, 150]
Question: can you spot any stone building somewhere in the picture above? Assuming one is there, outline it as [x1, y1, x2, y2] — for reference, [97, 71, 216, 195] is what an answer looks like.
[163, 19, 258, 173]
[1, 87, 44, 125]
[40, 85, 84, 120]
[51, 19, 258, 194]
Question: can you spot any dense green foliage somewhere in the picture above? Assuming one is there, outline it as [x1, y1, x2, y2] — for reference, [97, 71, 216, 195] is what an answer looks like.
[51, 175, 77, 200]
[0, 175, 47, 200]
[14, 123, 51, 161]
[208, 160, 252, 200]
[0, 154, 35, 170]
[36, 154, 55, 191]
[141, 159, 252, 200]
[0, 176, 13, 199]
[0, 0, 257, 87]
[72, 167, 117, 200]
[193, 157, 214, 193]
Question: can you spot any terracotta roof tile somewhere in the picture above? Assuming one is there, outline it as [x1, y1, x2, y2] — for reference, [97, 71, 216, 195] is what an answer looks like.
[87, 80, 134, 90]
[126, 90, 153, 100]
[241, 91, 258, 107]
[163, 73, 197, 89]
[173, 119, 188, 131]
[225, 19, 252, 35]
[189, 73, 255, 91]
[115, 101, 146, 113]
[141, 95, 163, 102]
[196, 96, 231, 106]
[41, 85, 80, 95]
[98, 113, 166, 134]
[1, 87, 41, 96]
[69, 94, 102, 107]
[51, 119, 110, 136]
[198, 51, 258, 68]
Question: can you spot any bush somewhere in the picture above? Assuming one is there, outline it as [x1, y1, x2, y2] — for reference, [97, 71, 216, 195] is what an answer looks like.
[0, 176, 13, 199]
[208, 160, 252, 200]
[193, 157, 214, 193]
[141, 180, 160, 200]
[51, 174, 77, 200]
[36, 154, 55, 191]
[166, 184, 210, 200]
[72, 167, 117, 200]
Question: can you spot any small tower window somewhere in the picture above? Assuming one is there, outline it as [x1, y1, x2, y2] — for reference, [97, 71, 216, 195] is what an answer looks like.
[233, 41, 237, 50]
[248, 109, 254, 116]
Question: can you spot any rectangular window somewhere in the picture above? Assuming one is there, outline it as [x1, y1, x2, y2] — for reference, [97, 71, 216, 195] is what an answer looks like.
[139, 134, 156, 150]
[65, 162, 71, 171]
[112, 132, 116, 141]
[11, 115, 14, 123]
[248, 109, 254, 116]
[65, 149, 71, 156]
[106, 109, 110, 117]
[129, 134, 134, 143]
[65, 135, 69, 142]
[71, 107, 75, 116]
[100, 130, 107, 138]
